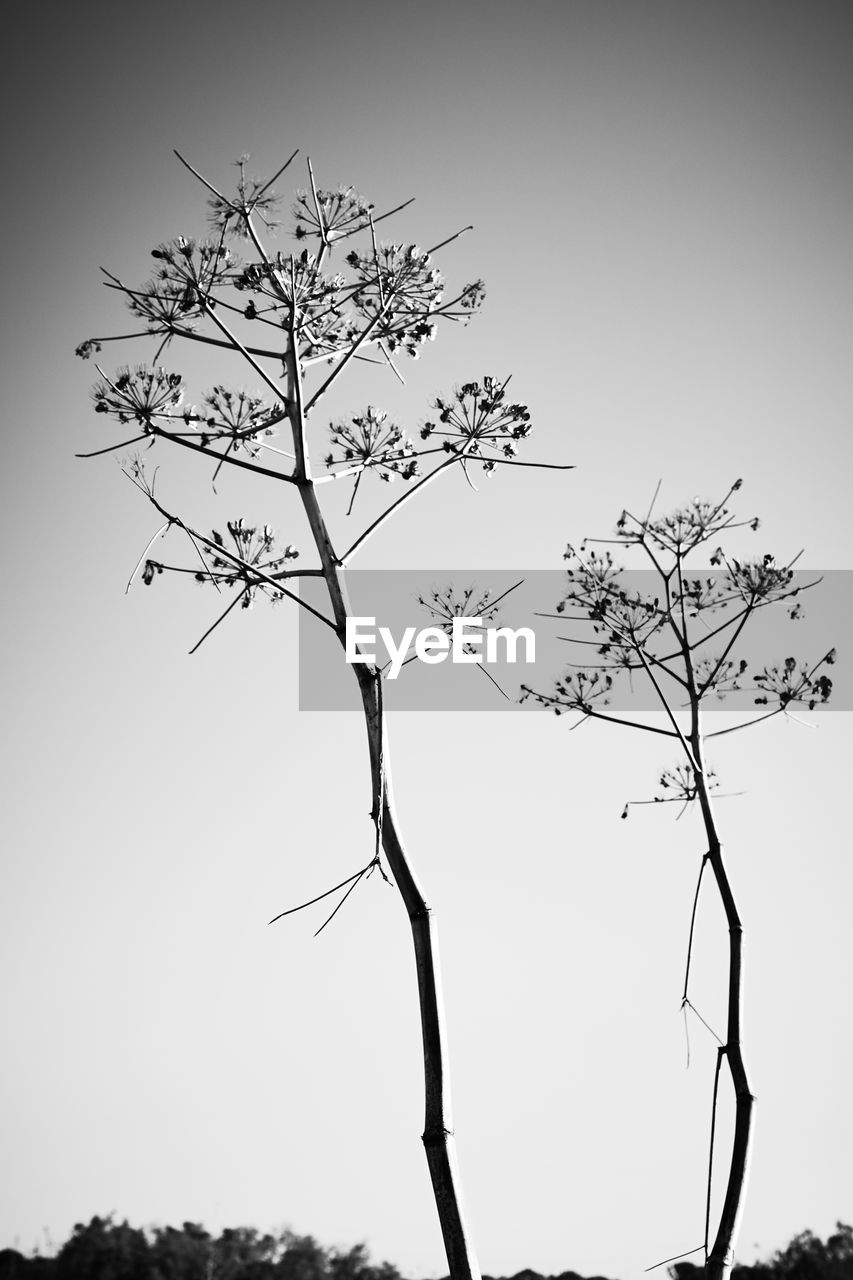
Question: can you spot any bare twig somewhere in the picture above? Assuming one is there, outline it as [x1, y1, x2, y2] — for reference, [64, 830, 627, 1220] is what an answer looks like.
[268, 862, 373, 925]
[125, 520, 171, 593]
[682, 852, 710, 1006]
[188, 586, 249, 654]
[644, 1244, 706, 1272]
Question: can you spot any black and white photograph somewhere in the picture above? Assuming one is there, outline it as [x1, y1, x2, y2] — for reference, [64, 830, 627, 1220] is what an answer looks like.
[1, 4, 851, 1280]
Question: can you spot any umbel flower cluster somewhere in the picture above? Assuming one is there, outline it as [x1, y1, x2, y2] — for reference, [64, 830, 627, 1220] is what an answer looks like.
[293, 185, 374, 242]
[523, 481, 835, 739]
[92, 366, 184, 426]
[77, 155, 544, 517]
[143, 518, 298, 609]
[76, 150, 564, 675]
[193, 386, 282, 456]
[416, 584, 504, 635]
[420, 376, 532, 471]
[326, 409, 418, 482]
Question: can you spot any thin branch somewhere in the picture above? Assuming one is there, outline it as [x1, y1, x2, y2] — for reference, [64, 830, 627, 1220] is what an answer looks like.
[346, 471, 364, 517]
[304, 308, 387, 413]
[643, 478, 663, 527]
[697, 603, 756, 695]
[173, 149, 229, 202]
[268, 862, 371, 925]
[683, 998, 724, 1048]
[378, 340, 405, 385]
[77, 329, 159, 346]
[254, 440, 297, 461]
[705, 708, 784, 739]
[682, 852, 710, 1005]
[635, 646, 698, 770]
[644, 1245, 706, 1273]
[483, 577, 526, 612]
[426, 225, 473, 255]
[372, 195, 416, 227]
[102, 277, 288, 359]
[314, 868, 368, 936]
[153, 427, 297, 485]
[188, 587, 249, 654]
[76, 434, 150, 459]
[527, 701, 679, 738]
[125, 521, 171, 593]
[211, 437, 236, 491]
[196, 295, 289, 407]
[175, 525, 224, 594]
[254, 149, 299, 200]
[306, 157, 329, 252]
[475, 457, 575, 471]
[127, 480, 337, 632]
[341, 456, 461, 564]
[476, 660, 511, 701]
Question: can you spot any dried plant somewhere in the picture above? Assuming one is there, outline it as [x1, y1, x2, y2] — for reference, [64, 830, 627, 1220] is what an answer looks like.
[78, 148, 572, 1280]
[523, 480, 834, 1280]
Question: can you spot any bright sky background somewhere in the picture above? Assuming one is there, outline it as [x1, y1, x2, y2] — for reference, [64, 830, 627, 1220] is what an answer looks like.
[2, 3, 851, 1278]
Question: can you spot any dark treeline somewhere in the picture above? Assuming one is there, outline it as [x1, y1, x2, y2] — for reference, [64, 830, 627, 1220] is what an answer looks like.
[0, 1219, 401, 1280]
[1, 1218, 851, 1280]
[670, 1222, 853, 1280]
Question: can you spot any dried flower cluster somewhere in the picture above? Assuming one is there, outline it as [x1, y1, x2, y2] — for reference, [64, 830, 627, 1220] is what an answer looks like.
[420, 376, 532, 471]
[293, 185, 374, 243]
[326, 408, 418, 482]
[524, 483, 834, 728]
[92, 366, 184, 426]
[416, 585, 504, 635]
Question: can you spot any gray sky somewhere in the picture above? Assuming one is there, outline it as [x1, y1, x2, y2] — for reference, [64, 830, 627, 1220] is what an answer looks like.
[1, 3, 851, 1278]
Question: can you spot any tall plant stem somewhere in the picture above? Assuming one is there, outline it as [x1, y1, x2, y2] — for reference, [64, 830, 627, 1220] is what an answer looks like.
[357, 669, 480, 1280]
[284, 341, 480, 1280]
[690, 715, 756, 1280]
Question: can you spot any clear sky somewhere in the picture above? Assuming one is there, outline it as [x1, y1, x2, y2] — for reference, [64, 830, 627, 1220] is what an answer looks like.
[1, 2, 851, 1278]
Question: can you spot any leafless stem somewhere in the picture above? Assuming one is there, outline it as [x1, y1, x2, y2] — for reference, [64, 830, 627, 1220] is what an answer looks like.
[706, 1046, 727, 1262]
[188, 586, 249, 654]
[304, 308, 387, 413]
[125, 520, 171, 593]
[681, 852, 710, 1004]
[153, 427, 297, 485]
[474, 457, 575, 471]
[426, 225, 474, 254]
[255, 149, 299, 200]
[644, 1244, 705, 1272]
[634, 647, 698, 769]
[173, 149, 229, 202]
[269, 862, 372, 925]
[77, 434, 150, 459]
[706, 709, 783, 738]
[313, 868, 368, 936]
[196, 295, 289, 407]
[341, 456, 462, 564]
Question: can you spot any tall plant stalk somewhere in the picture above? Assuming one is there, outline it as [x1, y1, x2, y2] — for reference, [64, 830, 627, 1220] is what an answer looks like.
[78, 150, 570, 1279]
[284, 346, 480, 1278]
[690, 714, 754, 1279]
[524, 483, 833, 1278]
